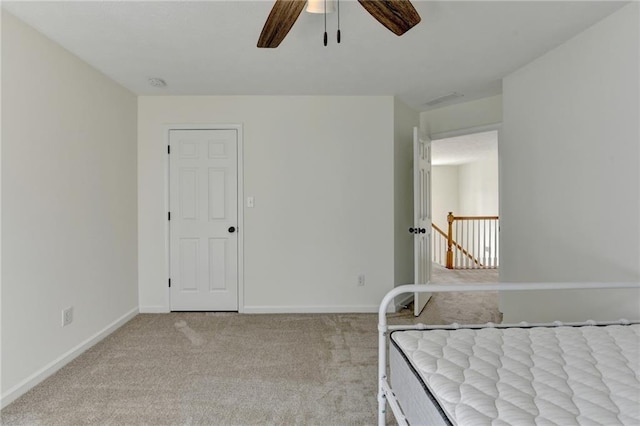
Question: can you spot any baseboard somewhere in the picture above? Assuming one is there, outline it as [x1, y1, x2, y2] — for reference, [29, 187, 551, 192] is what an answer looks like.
[1, 307, 138, 409]
[242, 305, 395, 314]
[139, 305, 170, 313]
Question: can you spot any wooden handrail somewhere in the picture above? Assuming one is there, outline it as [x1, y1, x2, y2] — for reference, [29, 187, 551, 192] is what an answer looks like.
[451, 215, 499, 221]
[452, 240, 483, 267]
[432, 223, 448, 238]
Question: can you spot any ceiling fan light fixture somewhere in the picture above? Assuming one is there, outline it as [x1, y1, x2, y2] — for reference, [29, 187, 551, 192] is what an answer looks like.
[257, 0, 420, 48]
[306, 0, 336, 14]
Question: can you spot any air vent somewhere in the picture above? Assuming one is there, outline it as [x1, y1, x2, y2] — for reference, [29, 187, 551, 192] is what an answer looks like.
[148, 77, 167, 88]
[424, 92, 463, 107]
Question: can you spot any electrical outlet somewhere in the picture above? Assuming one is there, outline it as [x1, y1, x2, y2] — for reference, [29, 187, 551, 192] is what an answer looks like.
[358, 274, 365, 287]
[62, 307, 73, 327]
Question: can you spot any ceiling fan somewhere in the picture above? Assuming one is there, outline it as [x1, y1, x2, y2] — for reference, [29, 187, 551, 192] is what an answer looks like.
[257, 0, 421, 48]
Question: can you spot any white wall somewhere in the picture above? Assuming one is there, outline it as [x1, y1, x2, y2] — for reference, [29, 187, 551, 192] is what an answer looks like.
[138, 96, 397, 313]
[458, 155, 499, 216]
[1, 12, 138, 406]
[432, 156, 498, 229]
[393, 98, 419, 288]
[500, 3, 640, 322]
[431, 166, 459, 231]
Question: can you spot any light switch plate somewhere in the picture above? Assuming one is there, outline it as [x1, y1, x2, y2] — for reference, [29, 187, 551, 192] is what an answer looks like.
[247, 196, 255, 208]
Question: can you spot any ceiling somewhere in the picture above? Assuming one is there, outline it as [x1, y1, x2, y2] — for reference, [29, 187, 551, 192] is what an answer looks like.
[432, 130, 497, 166]
[2, 1, 627, 111]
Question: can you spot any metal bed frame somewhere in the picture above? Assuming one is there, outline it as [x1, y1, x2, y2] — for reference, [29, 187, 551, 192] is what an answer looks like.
[377, 282, 640, 426]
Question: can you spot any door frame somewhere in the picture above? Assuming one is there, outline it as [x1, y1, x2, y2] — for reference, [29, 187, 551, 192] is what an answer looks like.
[164, 123, 245, 313]
[429, 123, 501, 141]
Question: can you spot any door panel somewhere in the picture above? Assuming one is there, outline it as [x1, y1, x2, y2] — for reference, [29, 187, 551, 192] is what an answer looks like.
[179, 168, 198, 220]
[170, 129, 238, 311]
[208, 169, 227, 220]
[208, 238, 227, 290]
[414, 127, 432, 316]
[179, 238, 199, 291]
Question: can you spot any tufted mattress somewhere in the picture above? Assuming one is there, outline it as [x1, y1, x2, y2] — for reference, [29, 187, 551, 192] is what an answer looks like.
[389, 323, 640, 425]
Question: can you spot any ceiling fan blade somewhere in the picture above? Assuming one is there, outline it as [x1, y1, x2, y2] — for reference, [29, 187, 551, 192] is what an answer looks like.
[357, 0, 421, 36]
[257, 0, 307, 48]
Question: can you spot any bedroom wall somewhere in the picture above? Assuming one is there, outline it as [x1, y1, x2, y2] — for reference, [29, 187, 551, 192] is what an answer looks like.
[458, 155, 499, 217]
[1, 12, 138, 406]
[393, 98, 419, 288]
[138, 96, 397, 313]
[500, 3, 640, 322]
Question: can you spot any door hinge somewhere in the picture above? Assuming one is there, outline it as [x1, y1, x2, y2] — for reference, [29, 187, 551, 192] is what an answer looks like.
[168, 145, 170, 154]
[168, 278, 171, 288]
[168, 212, 171, 221]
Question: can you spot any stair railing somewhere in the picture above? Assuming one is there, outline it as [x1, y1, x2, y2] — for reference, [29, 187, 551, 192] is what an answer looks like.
[432, 222, 486, 268]
[431, 224, 448, 267]
[445, 212, 499, 269]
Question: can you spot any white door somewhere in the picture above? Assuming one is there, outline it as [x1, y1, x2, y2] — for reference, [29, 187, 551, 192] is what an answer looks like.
[169, 129, 238, 311]
[413, 127, 432, 316]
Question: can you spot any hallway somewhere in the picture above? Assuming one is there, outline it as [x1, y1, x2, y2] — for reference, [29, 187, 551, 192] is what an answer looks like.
[397, 263, 502, 325]
[431, 263, 498, 284]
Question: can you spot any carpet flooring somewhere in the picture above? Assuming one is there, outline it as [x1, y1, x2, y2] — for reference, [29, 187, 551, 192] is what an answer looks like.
[1, 267, 499, 425]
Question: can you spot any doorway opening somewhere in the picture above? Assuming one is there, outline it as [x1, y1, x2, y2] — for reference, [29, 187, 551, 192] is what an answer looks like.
[431, 129, 499, 280]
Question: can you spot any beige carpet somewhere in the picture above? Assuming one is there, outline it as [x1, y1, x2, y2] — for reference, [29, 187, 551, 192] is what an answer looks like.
[1, 267, 499, 425]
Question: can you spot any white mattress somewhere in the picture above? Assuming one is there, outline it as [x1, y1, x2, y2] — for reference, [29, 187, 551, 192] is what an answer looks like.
[390, 323, 640, 425]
